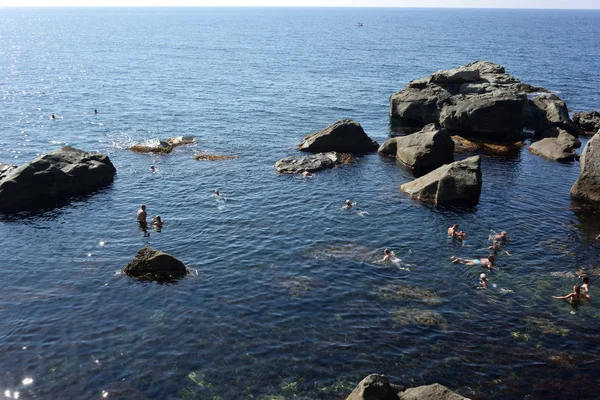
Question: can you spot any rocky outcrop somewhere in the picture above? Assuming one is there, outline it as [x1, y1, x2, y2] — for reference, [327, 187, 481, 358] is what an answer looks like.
[390, 61, 579, 141]
[298, 119, 379, 153]
[452, 136, 524, 154]
[573, 110, 600, 134]
[400, 156, 482, 206]
[526, 94, 582, 137]
[378, 124, 454, 175]
[124, 247, 189, 280]
[346, 374, 469, 400]
[275, 152, 340, 173]
[0, 146, 116, 212]
[0, 164, 17, 181]
[130, 136, 195, 154]
[571, 133, 600, 203]
[529, 128, 581, 162]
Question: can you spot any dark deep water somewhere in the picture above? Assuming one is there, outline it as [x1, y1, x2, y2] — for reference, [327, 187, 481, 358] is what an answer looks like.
[1, 7, 600, 400]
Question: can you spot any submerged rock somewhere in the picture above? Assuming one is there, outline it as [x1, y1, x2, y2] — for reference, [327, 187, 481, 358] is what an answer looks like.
[124, 247, 189, 280]
[346, 374, 469, 400]
[452, 135, 524, 154]
[529, 128, 581, 162]
[378, 124, 454, 175]
[573, 110, 600, 134]
[390, 60, 576, 141]
[275, 151, 340, 173]
[0, 146, 116, 213]
[571, 133, 600, 203]
[298, 119, 379, 153]
[130, 136, 196, 154]
[399, 156, 482, 206]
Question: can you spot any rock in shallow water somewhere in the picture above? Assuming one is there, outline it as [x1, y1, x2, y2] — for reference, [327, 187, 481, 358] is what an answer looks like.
[298, 119, 379, 153]
[0, 146, 116, 213]
[529, 128, 581, 162]
[124, 247, 190, 280]
[573, 110, 600, 134]
[571, 132, 600, 203]
[346, 374, 469, 400]
[275, 151, 340, 173]
[130, 136, 196, 154]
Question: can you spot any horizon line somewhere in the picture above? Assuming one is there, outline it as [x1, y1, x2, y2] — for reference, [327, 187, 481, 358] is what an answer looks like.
[1, 5, 600, 9]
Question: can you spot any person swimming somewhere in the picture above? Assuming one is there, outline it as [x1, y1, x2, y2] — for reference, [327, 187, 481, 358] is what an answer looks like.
[301, 170, 314, 178]
[137, 204, 149, 237]
[151, 215, 163, 227]
[580, 275, 590, 293]
[214, 189, 220, 196]
[378, 248, 395, 263]
[451, 254, 496, 269]
[479, 273, 488, 288]
[150, 165, 157, 173]
[493, 231, 508, 242]
[553, 285, 590, 302]
[448, 224, 459, 237]
[489, 240, 510, 255]
[342, 199, 356, 209]
[50, 113, 56, 120]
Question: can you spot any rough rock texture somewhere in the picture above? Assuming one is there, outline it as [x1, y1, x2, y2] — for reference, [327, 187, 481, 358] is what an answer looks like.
[573, 110, 600, 133]
[0, 164, 17, 181]
[130, 136, 196, 154]
[529, 128, 581, 161]
[571, 133, 600, 203]
[526, 94, 582, 137]
[275, 152, 340, 173]
[400, 156, 482, 206]
[390, 60, 580, 141]
[346, 374, 469, 400]
[452, 136, 525, 154]
[378, 124, 454, 175]
[298, 119, 379, 153]
[0, 146, 116, 212]
[124, 247, 189, 280]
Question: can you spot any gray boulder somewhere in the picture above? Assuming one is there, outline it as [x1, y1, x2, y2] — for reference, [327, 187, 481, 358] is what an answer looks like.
[124, 247, 189, 280]
[573, 110, 600, 133]
[0, 146, 116, 212]
[400, 156, 482, 206]
[389, 85, 452, 126]
[526, 94, 582, 137]
[0, 164, 17, 181]
[529, 128, 581, 162]
[571, 133, 600, 203]
[275, 152, 340, 174]
[346, 374, 469, 400]
[299, 119, 379, 153]
[378, 124, 454, 175]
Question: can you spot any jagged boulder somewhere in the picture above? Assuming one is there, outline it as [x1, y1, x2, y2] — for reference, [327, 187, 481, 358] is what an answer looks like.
[573, 110, 600, 134]
[124, 247, 189, 280]
[0, 164, 17, 181]
[529, 128, 581, 161]
[346, 374, 469, 400]
[275, 152, 340, 173]
[378, 124, 454, 175]
[298, 119, 379, 153]
[0, 146, 116, 212]
[571, 133, 600, 203]
[526, 94, 581, 137]
[390, 61, 575, 141]
[400, 156, 482, 206]
[130, 136, 196, 154]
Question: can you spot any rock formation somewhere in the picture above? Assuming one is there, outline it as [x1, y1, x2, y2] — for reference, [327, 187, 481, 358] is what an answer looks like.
[130, 136, 196, 154]
[0, 146, 116, 212]
[571, 133, 600, 203]
[124, 247, 189, 280]
[400, 156, 482, 206]
[346, 374, 469, 400]
[275, 152, 340, 174]
[390, 61, 580, 141]
[573, 110, 600, 134]
[529, 127, 581, 162]
[378, 124, 454, 175]
[298, 119, 379, 153]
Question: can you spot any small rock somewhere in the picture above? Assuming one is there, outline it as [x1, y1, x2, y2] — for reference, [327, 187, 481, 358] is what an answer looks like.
[123, 247, 189, 280]
[275, 152, 340, 174]
[298, 119, 379, 153]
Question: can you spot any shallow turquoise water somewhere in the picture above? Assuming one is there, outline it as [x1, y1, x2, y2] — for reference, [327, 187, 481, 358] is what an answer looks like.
[1, 7, 599, 399]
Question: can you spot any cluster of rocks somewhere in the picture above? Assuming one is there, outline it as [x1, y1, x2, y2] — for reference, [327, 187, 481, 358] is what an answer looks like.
[130, 135, 196, 154]
[346, 374, 469, 400]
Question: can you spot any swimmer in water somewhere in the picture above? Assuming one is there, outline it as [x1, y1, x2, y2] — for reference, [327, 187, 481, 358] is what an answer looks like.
[150, 166, 156, 173]
[137, 204, 149, 237]
[151, 215, 163, 228]
[553, 285, 590, 302]
[479, 273, 488, 288]
[342, 200, 355, 209]
[457, 231, 466, 241]
[94, 109, 98, 114]
[51, 113, 56, 120]
[301, 170, 313, 178]
[448, 224, 458, 237]
[213, 189, 220, 197]
[377, 248, 395, 263]
[451, 254, 496, 269]
[489, 240, 510, 255]
[580, 274, 590, 293]
[493, 231, 508, 242]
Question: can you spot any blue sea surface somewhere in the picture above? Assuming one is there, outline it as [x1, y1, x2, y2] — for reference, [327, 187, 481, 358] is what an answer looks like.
[1, 7, 600, 399]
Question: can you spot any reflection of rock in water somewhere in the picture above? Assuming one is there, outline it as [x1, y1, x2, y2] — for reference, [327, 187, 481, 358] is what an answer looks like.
[278, 276, 313, 297]
[306, 241, 372, 261]
[390, 307, 447, 327]
[550, 271, 577, 278]
[525, 316, 569, 336]
[377, 284, 442, 305]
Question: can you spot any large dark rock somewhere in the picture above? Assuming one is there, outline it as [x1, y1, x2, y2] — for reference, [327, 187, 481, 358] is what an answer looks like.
[0, 146, 116, 212]
[0, 164, 17, 181]
[346, 374, 469, 400]
[573, 110, 600, 133]
[298, 119, 379, 153]
[378, 124, 454, 175]
[571, 133, 600, 203]
[526, 94, 582, 137]
[275, 152, 340, 173]
[390, 60, 575, 141]
[400, 156, 482, 206]
[124, 247, 189, 280]
[529, 128, 581, 162]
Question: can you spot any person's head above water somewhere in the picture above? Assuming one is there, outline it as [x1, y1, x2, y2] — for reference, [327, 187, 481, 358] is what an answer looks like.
[141, 204, 146, 211]
[155, 215, 161, 222]
[384, 248, 390, 255]
[480, 273, 487, 280]
[215, 189, 220, 195]
[582, 275, 590, 284]
[345, 200, 352, 205]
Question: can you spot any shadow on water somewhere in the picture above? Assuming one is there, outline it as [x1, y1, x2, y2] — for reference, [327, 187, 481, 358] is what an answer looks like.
[388, 117, 424, 137]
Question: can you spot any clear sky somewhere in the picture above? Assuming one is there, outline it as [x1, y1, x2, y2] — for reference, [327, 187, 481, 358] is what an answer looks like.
[0, 0, 598, 8]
